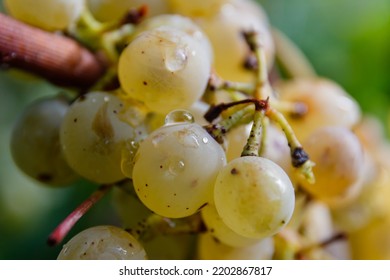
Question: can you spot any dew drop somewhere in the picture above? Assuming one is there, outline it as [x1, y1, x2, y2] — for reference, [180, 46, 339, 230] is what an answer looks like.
[202, 137, 209, 144]
[165, 48, 187, 72]
[168, 159, 185, 175]
[165, 110, 194, 125]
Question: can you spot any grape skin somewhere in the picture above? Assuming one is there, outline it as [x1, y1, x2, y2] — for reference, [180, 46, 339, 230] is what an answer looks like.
[10, 96, 78, 186]
[57, 225, 147, 260]
[118, 26, 212, 114]
[132, 122, 226, 218]
[214, 156, 295, 239]
[5, 0, 84, 31]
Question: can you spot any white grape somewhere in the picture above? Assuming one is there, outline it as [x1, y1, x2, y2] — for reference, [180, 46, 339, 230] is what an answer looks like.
[60, 92, 147, 184]
[118, 26, 212, 114]
[214, 156, 295, 239]
[197, 232, 274, 260]
[10, 96, 78, 186]
[57, 225, 147, 260]
[5, 0, 84, 31]
[132, 113, 226, 218]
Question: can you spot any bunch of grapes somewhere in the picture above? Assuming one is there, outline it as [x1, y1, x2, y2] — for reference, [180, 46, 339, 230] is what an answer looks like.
[2, 0, 390, 260]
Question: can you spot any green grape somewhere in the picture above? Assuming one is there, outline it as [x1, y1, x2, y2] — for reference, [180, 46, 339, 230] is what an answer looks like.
[4, 0, 84, 31]
[201, 204, 261, 248]
[168, 0, 228, 18]
[57, 225, 147, 260]
[196, 0, 274, 82]
[132, 14, 213, 62]
[214, 156, 295, 239]
[87, 0, 170, 22]
[197, 232, 274, 260]
[60, 92, 148, 184]
[118, 26, 212, 114]
[132, 111, 226, 218]
[297, 126, 364, 203]
[277, 78, 361, 141]
[10, 95, 78, 186]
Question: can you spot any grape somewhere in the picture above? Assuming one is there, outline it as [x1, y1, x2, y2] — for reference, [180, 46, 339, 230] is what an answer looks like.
[297, 126, 365, 203]
[197, 232, 274, 260]
[4, 0, 84, 31]
[276, 78, 361, 141]
[168, 0, 228, 18]
[60, 92, 148, 184]
[132, 113, 226, 218]
[214, 156, 295, 239]
[10, 95, 78, 186]
[201, 204, 261, 248]
[57, 225, 147, 260]
[87, 0, 170, 22]
[196, 0, 274, 82]
[132, 14, 213, 62]
[118, 26, 212, 114]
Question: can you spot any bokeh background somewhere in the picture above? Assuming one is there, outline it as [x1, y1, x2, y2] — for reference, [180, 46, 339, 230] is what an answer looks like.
[0, 0, 389, 259]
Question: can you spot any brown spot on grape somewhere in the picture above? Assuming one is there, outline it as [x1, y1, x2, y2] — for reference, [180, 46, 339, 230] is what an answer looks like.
[143, 81, 148, 86]
[37, 173, 53, 183]
[129, 243, 133, 247]
[73, 118, 78, 123]
[231, 168, 239, 175]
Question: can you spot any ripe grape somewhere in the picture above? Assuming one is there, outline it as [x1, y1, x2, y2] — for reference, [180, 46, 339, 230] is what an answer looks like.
[4, 0, 84, 31]
[132, 113, 226, 218]
[201, 204, 261, 248]
[60, 91, 148, 184]
[57, 225, 147, 260]
[197, 232, 274, 260]
[10, 95, 78, 186]
[87, 0, 170, 22]
[297, 126, 365, 203]
[168, 0, 228, 18]
[118, 26, 212, 114]
[276, 78, 361, 141]
[214, 156, 295, 239]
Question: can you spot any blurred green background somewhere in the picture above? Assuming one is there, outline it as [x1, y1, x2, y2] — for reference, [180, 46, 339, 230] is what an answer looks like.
[0, 0, 390, 259]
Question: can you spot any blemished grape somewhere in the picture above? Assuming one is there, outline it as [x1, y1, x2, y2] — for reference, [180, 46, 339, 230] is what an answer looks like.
[4, 0, 84, 31]
[297, 126, 365, 203]
[196, 0, 274, 82]
[10, 95, 78, 186]
[201, 204, 262, 248]
[57, 225, 147, 260]
[132, 115, 226, 218]
[276, 77, 361, 141]
[118, 26, 212, 114]
[87, 0, 170, 22]
[60, 91, 148, 184]
[197, 232, 274, 260]
[214, 156, 295, 239]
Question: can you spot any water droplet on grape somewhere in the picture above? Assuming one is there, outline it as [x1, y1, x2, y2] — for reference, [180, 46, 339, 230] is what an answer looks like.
[165, 110, 194, 125]
[202, 137, 209, 144]
[168, 159, 185, 175]
[165, 48, 187, 72]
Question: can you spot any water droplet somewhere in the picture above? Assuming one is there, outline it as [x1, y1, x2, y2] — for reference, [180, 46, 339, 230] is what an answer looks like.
[165, 110, 194, 125]
[165, 48, 187, 72]
[202, 137, 209, 144]
[168, 159, 185, 175]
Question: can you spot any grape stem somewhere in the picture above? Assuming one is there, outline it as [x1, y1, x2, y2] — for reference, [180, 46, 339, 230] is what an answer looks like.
[47, 184, 114, 246]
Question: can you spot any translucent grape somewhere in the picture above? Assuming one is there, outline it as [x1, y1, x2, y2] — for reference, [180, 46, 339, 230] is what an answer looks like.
[118, 26, 212, 114]
[87, 0, 170, 22]
[277, 78, 361, 141]
[168, 0, 228, 18]
[297, 126, 365, 203]
[4, 0, 84, 31]
[60, 92, 147, 184]
[201, 204, 261, 248]
[57, 225, 147, 260]
[10, 96, 78, 186]
[132, 118, 226, 218]
[214, 156, 295, 239]
[196, 0, 274, 82]
[197, 232, 274, 260]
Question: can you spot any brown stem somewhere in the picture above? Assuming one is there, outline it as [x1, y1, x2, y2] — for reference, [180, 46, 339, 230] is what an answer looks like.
[0, 13, 106, 89]
[47, 184, 113, 246]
